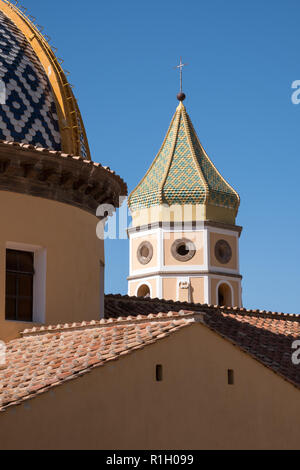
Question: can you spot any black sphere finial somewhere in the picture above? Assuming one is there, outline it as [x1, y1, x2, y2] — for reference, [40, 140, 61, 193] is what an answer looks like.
[177, 92, 186, 102]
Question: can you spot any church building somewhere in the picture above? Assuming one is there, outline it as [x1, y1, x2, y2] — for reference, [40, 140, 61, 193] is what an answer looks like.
[0, 1, 299, 451]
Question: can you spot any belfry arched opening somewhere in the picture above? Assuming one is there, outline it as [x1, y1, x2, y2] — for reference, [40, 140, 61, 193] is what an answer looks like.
[137, 284, 151, 298]
[218, 283, 232, 307]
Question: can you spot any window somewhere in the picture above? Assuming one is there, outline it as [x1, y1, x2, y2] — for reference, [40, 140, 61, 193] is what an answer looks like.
[215, 239, 232, 264]
[171, 238, 196, 262]
[5, 249, 34, 322]
[137, 241, 153, 265]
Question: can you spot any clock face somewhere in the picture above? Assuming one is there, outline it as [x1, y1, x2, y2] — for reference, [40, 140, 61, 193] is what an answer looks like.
[215, 239, 232, 264]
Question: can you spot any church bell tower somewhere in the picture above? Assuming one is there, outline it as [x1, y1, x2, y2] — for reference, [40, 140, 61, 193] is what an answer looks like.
[127, 82, 242, 307]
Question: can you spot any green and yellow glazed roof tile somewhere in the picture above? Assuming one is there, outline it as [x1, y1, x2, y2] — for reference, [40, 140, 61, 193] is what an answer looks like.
[128, 101, 240, 212]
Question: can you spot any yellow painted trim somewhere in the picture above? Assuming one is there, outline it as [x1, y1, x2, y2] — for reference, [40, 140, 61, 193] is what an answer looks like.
[0, 0, 91, 159]
[130, 204, 236, 226]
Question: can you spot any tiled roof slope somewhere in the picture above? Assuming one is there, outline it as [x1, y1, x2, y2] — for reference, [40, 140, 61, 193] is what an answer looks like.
[0, 311, 197, 411]
[105, 294, 300, 388]
[128, 101, 240, 212]
[1, 296, 299, 412]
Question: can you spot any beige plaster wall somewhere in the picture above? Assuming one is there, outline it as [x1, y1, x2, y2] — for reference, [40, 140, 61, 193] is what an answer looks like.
[0, 191, 103, 341]
[0, 324, 299, 450]
[210, 232, 238, 270]
[164, 231, 204, 267]
[190, 277, 205, 304]
[131, 234, 158, 271]
[162, 277, 176, 301]
[162, 277, 205, 303]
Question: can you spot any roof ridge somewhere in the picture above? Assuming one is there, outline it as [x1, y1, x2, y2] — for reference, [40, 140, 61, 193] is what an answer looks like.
[158, 106, 181, 204]
[20, 310, 201, 338]
[105, 294, 300, 321]
[181, 104, 209, 203]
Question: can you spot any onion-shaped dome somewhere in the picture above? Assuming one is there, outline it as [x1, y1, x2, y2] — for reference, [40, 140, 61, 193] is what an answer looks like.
[128, 101, 240, 220]
[0, 1, 90, 158]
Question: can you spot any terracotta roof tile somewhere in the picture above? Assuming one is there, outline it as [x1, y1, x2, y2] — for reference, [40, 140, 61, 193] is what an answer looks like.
[1, 295, 300, 412]
[105, 295, 300, 389]
[0, 311, 200, 411]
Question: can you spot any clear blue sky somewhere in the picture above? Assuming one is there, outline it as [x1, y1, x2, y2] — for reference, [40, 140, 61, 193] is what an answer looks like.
[25, 0, 300, 313]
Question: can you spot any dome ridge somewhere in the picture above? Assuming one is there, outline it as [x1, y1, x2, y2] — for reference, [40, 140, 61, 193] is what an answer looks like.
[174, 102, 209, 204]
[157, 108, 180, 204]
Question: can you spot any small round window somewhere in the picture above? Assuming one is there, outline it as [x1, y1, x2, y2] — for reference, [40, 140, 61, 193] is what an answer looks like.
[215, 239, 232, 264]
[137, 241, 153, 265]
[171, 238, 196, 262]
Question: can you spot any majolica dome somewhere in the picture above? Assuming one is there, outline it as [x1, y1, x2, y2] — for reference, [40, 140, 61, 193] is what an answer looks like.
[129, 101, 240, 220]
[0, 1, 90, 158]
[0, 2, 127, 214]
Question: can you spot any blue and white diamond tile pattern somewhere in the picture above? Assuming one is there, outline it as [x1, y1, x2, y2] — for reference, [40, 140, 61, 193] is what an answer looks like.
[77, 115, 87, 159]
[0, 11, 61, 150]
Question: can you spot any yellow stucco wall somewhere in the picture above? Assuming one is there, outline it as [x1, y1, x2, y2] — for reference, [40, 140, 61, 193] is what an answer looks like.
[0, 191, 103, 341]
[206, 204, 236, 225]
[130, 204, 236, 227]
[209, 232, 238, 270]
[0, 323, 299, 450]
[130, 205, 206, 227]
[164, 232, 204, 267]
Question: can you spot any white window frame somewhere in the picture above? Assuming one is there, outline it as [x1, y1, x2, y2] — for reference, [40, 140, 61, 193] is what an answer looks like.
[100, 261, 105, 319]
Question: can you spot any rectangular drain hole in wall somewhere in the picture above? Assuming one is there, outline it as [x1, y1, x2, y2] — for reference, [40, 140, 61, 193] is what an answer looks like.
[228, 369, 234, 385]
[156, 364, 163, 382]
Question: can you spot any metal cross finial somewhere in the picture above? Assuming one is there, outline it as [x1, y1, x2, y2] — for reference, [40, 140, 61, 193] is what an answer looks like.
[175, 57, 188, 93]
